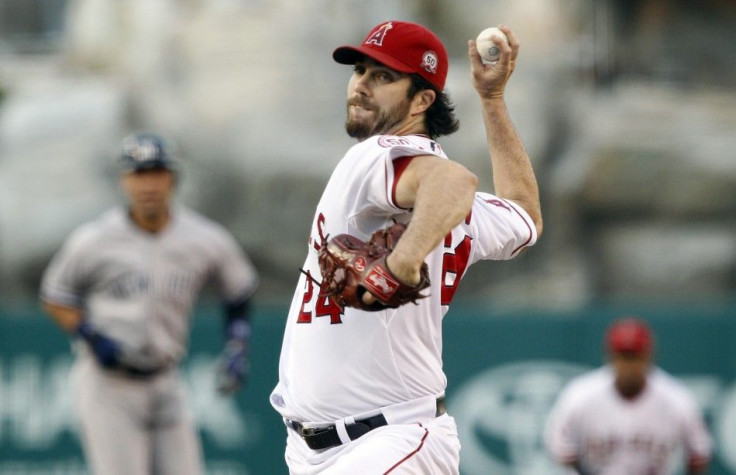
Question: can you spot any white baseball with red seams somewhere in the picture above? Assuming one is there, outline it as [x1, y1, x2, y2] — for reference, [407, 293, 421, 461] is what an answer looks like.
[476, 27, 508, 64]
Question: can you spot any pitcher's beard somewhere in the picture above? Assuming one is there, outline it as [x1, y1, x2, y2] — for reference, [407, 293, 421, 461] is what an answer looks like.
[345, 98, 411, 140]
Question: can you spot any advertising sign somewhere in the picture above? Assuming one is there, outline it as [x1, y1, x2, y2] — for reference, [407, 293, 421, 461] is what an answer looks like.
[1, 303, 733, 474]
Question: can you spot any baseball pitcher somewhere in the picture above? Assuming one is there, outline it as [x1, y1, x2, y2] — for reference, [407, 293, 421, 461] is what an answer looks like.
[40, 133, 259, 475]
[270, 21, 542, 474]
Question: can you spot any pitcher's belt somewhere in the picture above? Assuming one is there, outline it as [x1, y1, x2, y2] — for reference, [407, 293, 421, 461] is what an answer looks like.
[286, 397, 446, 451]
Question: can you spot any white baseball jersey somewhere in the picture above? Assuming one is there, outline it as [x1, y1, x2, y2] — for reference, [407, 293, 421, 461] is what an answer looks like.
[544, 366, 713, 474]
[270, 134, 537, 424]
[40, 206, 259, 367]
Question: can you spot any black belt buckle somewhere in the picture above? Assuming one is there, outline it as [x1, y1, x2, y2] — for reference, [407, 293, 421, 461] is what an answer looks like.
[300, 425, 325, 437]
[301, 423, 342, 451]
[289, 420, 328, 438]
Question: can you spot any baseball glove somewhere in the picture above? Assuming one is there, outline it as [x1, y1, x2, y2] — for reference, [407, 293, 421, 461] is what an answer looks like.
[317, 222, 430, 311]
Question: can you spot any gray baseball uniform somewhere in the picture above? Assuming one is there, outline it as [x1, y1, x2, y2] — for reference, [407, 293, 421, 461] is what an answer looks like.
[40, 205, 259, 475]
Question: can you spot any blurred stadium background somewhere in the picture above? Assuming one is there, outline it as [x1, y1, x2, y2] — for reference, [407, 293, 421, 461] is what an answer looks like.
[1, 0, 735, 473]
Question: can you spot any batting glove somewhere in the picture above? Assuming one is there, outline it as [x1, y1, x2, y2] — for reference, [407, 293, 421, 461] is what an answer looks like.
[75, 322, 121, 369]
[216, 320, 252, 395]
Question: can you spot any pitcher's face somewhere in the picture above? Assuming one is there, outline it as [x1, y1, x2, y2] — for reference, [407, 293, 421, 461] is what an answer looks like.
[345, 59, 412, 140]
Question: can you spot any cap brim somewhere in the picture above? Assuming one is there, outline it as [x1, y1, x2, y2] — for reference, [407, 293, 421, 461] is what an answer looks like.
[333, 45, 415, 74]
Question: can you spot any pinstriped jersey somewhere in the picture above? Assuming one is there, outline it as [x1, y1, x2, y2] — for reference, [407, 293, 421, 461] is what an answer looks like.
[271, 134, 537, 423]
[40, 206, 259, 367]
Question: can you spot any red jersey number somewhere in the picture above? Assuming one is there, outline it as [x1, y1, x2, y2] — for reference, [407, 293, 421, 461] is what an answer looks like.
[441, 234, 472, 306]
[297, 271, 343, 324]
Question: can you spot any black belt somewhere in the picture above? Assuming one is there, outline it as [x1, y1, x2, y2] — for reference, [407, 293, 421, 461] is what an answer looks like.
[107, 363, 171, 380]
[119, 366, 165, 379]
[288, 397, 446, 451]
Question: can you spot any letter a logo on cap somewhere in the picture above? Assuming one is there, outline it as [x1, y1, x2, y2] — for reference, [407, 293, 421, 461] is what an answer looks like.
[365, 22, 393, 47]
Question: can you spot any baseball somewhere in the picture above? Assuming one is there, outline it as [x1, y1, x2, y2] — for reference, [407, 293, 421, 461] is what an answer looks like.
[476, 27, 508, 64]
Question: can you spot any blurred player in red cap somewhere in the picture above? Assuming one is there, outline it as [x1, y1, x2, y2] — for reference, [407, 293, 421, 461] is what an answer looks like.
[544, 317, 712, 474]
[606, 317, 655, 399]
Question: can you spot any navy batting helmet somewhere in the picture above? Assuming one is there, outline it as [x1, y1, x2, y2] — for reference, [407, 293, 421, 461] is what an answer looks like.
[118, 133, 179, 173]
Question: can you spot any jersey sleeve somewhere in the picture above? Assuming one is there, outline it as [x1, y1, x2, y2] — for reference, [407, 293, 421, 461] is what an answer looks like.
[469, 192, 537, 262]
[210, 229, 260, 302]
[39, 228, 95, 308]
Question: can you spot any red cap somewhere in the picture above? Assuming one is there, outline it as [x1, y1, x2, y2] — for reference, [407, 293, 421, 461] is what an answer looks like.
[606, 317, 653, 354]
[333, 21, 449, 91]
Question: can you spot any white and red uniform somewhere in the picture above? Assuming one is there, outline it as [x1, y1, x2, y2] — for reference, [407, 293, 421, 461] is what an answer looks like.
[271, 134, 537, 474]
[544, 366, 713, 475]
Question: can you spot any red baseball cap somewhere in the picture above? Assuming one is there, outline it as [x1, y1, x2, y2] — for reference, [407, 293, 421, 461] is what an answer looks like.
[333, 20, 449, 91]
[605, 317, 654, 354]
